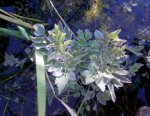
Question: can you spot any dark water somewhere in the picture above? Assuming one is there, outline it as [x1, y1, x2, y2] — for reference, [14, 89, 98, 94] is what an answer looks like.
[0, 0, 150, 115]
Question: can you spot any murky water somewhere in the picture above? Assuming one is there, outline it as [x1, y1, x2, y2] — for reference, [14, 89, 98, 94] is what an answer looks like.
[0, 0, 150, 115]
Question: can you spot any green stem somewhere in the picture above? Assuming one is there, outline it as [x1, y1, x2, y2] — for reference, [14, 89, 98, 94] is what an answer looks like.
[77, 86, 90, 115]
[3, 100, 9, 116]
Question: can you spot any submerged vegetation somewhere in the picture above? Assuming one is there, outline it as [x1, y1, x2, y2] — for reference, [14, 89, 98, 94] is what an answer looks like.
[0, 0, 150, 115]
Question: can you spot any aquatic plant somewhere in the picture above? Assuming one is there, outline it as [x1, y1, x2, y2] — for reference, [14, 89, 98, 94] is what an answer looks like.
[1, 19, 131, 115]
[0, 2, 134, 116]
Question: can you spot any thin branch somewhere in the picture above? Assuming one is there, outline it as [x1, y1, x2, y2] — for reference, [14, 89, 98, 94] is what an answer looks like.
[48, 0, 77, 38]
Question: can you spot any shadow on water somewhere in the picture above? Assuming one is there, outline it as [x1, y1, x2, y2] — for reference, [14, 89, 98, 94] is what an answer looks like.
[0, 0, 150, 115]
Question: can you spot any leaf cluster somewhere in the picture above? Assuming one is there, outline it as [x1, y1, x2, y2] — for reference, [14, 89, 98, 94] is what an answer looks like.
[19, 22, 131, 105]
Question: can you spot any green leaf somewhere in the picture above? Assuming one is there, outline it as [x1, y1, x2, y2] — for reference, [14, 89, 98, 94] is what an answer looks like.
[148, 50, 150, 56]
[129, 63, 143, 76]
[77, 29, 84, 39]
[0, 13, 33, 29]
[77, 38, 87, 46]
[32, 43, 48, 50]
[96, 92, 106, 105]
[4, 53, 19, 66]
[111, 78, 124, 88]
[48, 61, 62, 72]
[67, 81, 78, 89]
[0, 27, 25, 39]
[84, 29, 92, 40]
[60, 33, 66, 42]
[113, 69, 129, 76]
[0, 8, 15, 18]
[51, 33, 56, 40]
[147, 51, 150, 63]
[33, 24, 45, 36]
[54, 24, 60, 34]
[134, 46, 144, 52]
[11, 12, 43, 23]
[90, 55, 97, 63]
[64, 52, 73, 58]
[81, 89, 86, 96]
[63, 40, 72, 47]
[18, 26, 30, 40]
[52, 70, 63, 77]
[47, 91, 54, 106]
[81, 70, 95, 84]
[94, 30, 104, 39]
[116, 75, 131, 83]
[126, 45, 144, 56]
[31, 37, 44, 43]
[37, 48, 49, 54]
[55, 73, 70, 94]
[85, 91, 95, 100]
[72, 52, 88, 61]
[103, 90, 111, 101]
[68, 72, 76, 80]
[107, 83, 116, 102]
[87, 63, 96, 72]
[96, 78, 107, 92]
[47, 34, 55, 42]
[77, 29, 87, 46]
[35, 51, 46, 116]
[68, 52, 88, 67]
[108, 30, 121, 40]
[89, 41, 95, 47]
[53, 24, 62, 41]
[119, 45, 126, 52]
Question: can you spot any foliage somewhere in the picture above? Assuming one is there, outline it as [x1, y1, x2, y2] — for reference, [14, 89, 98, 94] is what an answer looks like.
[129, 63, 143, 76]
[1, 20, 132, 115]
[4, 53, 22, 67]
[1, 0, 150, 115]
[0, 27, 25, 39]
[17, 22, 131, 107]
[125, 36, 150, 77]
[0, 6, 134, 115]
[146, 50, 150, 68]
[0, 12, 32, 29]
[35, 51, 46, 116]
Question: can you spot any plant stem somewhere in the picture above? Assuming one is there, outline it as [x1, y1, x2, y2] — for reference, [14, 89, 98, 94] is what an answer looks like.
[77, 86, 90, 115]
[48, 0, 77, 38]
